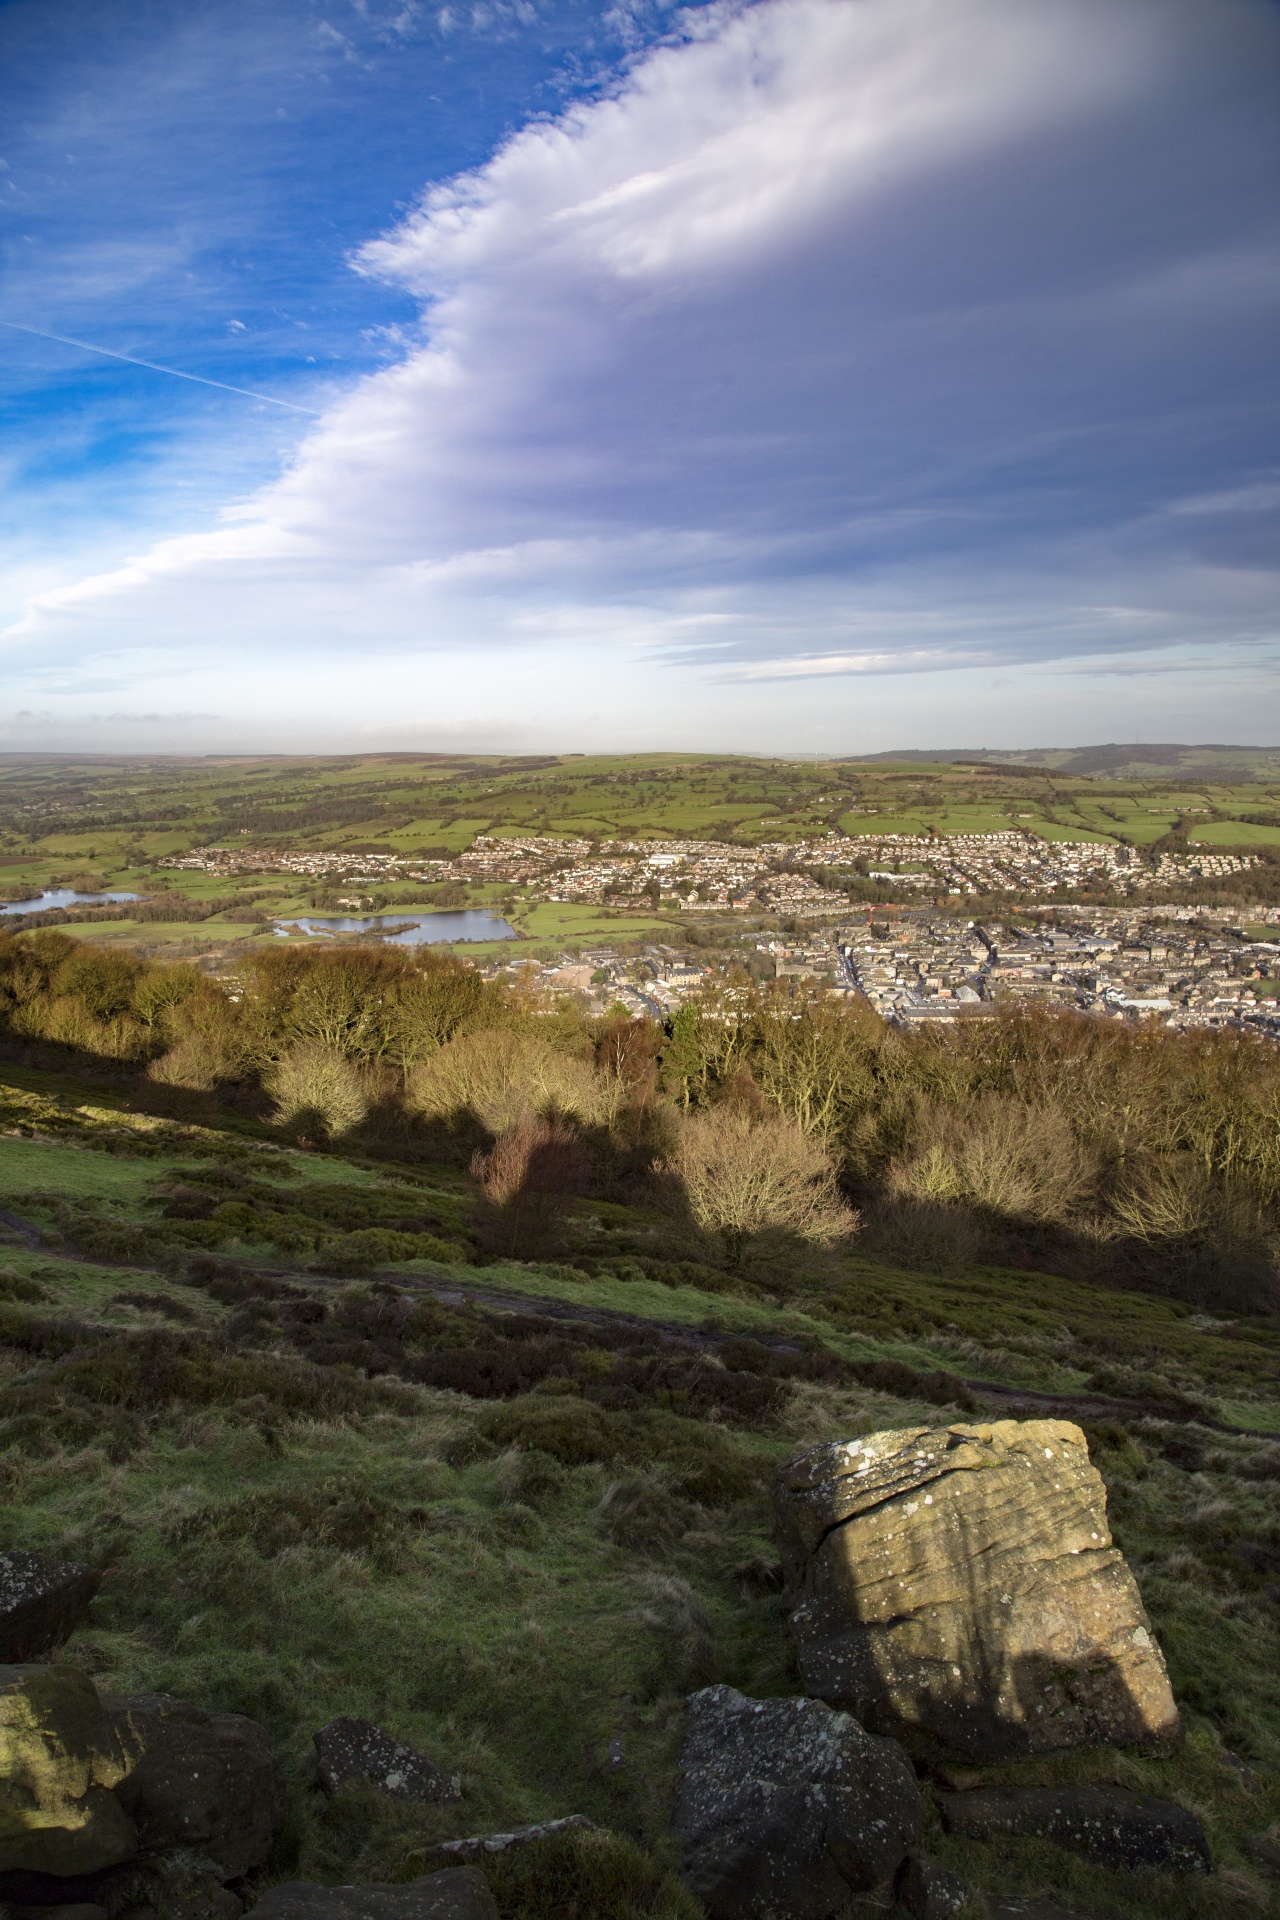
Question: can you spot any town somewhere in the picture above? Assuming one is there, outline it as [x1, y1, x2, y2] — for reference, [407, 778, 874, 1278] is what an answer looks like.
[162, 832, 1280, 1039]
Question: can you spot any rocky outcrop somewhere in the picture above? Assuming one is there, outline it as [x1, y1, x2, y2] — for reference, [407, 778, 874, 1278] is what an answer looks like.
[673, 1685, 924, 1919]
[248, 1865, 499, 1919]
[0, 1663, 282, 1901]
[0, 1666, 135, 1877]
[104, 1691, 286, 1878]
[775, 1420, 1181, 1758]
[313, 1718, 460, 1804]
[0, 1552, 101, 1664]
[936, 1783, 1211, 1872]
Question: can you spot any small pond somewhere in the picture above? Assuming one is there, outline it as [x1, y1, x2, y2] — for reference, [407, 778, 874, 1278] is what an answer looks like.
[0, 889, 141, 916]
[274, 909, 517, 946]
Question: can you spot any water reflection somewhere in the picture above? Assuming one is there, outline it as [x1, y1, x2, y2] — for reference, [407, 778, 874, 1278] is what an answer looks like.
[274, 909, 516, 946]
[0, 889, 141, 916]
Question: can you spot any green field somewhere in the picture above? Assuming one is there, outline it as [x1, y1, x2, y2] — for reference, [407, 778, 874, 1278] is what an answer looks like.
[0, 749, 1278, 962]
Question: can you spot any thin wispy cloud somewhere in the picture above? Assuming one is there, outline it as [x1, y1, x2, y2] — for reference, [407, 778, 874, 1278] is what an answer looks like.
[2, 0, 1277, 750]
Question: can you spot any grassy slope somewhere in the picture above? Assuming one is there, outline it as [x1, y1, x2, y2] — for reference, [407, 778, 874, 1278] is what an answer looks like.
[2, 1076, 1280, 1916]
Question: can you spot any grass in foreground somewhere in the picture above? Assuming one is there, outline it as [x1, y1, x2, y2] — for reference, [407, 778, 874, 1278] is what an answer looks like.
[2, 1087, 1280, 1916]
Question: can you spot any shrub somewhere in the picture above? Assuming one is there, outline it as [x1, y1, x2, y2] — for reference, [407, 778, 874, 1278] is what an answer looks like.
[0, 1269, 48, 1304]
[663, 1105, 857, 1257]
[471, 1115, 589, 1206]
[493, 1444, 568, 1508]
[887, 1095, 1093, 1225]
[479, 1395, 614, 1466]
[479, 1824, 698, 1920]
[315, 1228, 467, 1275]
[406, 1028, 608, 1133]
[267, 1043, 370, 1138]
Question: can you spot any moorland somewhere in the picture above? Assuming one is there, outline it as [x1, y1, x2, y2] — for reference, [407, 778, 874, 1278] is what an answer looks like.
[1, 910, 1280, 1916]
[3, 750, 1280, 1917]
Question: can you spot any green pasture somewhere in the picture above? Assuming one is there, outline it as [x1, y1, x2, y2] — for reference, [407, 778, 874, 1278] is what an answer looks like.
[1189, 819, 1280, 848]
[3, 756, 1277, 930]
[514, 902, 678, 941]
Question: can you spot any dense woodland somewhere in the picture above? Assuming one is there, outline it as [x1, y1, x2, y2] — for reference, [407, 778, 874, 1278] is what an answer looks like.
[3, 930, 1278, 1312]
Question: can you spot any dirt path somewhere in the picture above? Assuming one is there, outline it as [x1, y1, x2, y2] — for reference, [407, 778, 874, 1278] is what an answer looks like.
[5, 1204, 1275, 1440]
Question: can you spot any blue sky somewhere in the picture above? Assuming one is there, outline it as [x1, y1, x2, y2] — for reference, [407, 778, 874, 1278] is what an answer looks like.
[2, 0, 1278, 753]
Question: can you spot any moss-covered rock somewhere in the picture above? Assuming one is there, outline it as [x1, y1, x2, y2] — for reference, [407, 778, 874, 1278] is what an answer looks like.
[0, 1664, 135, 1875]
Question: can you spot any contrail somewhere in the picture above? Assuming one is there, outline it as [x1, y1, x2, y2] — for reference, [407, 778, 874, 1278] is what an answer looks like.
[0, 319, 320, 415]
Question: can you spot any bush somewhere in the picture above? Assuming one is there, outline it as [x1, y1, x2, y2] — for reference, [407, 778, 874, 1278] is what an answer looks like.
[663, 1106, 858, 1257]
[471, 1115, 589, 1206]
[888, 1095, 1093, 1224]
[406, 1028, 608, 1133]
[479, 1395, 614, 1466]
[316, 1228, 467, 1275]
[267, 1043, 370, 1138]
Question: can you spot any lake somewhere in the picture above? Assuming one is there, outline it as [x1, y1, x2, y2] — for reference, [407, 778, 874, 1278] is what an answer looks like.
[0, 889, 141, 916]
[274, 909, 517, 946]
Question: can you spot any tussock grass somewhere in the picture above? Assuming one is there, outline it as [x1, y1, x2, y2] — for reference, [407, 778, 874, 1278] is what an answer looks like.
[3, 1072, 1280, 1916]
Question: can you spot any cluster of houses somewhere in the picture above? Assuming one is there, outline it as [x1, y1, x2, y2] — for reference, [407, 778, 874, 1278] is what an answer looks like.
[838, 906, 1280, 1037]
[472, 905, 1280, 1042]
[842, 830, 1258, 895]
[163, 829, 1260, 909]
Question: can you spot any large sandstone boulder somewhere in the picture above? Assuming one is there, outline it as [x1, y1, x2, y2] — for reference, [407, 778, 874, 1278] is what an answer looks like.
[775, 1420, 1180, 1758]
[313, 1718, 460, 1804]
[248, 1865, 499, 1919]
[673, 1685, 924, 1919]
[103, 1691, 285, 1878]
[0, 1666, 135, 1876]
[0, 1552, 101, 1665]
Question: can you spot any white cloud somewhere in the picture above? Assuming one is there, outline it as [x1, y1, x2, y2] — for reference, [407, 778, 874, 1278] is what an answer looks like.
[5, 0, 1279, 748]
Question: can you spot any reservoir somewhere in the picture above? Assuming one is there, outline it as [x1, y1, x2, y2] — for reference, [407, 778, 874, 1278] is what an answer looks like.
[274, 909, 517, 945]
[1, 889, 141, 915]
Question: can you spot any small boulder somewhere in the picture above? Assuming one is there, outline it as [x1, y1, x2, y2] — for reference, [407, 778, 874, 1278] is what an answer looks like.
[896, 1854, 968, 1919]
[0, 1665, 135, 1877]
[313, 1718, 460, 1804]
[0, 1552, 101, 1664]
[103, 1691, 285, 1878]
[776, 1421, 1181, 1758]
[247, 1865, 499, 1919]
[936, 1784, 1211, 1872]
[673, 1685, 924, 1920]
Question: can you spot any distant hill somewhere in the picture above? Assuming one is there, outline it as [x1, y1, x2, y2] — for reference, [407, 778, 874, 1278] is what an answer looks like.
[845, 744, 1280, 780]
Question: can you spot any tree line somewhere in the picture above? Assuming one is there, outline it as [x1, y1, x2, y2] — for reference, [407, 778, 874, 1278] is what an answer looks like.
[1, 930, 1277, 1307]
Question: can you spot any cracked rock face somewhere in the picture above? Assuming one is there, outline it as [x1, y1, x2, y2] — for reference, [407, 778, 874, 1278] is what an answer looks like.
[674, 1685, 924, 1919]
[775, 1420, 1180, 1759]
